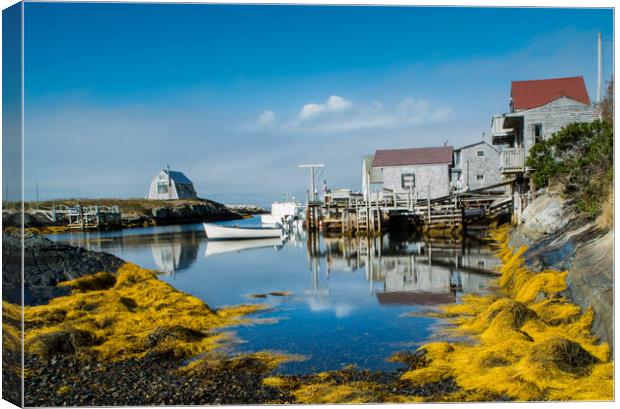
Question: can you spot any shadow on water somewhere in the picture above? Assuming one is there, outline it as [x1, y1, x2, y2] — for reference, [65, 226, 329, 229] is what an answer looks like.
[49, 221, 500, 374]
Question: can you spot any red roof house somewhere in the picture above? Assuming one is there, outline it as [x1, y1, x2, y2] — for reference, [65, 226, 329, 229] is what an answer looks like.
[510, 76, 591, 111]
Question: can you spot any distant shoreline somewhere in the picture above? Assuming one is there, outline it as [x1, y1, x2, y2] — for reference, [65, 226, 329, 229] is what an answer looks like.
[2, 198, 268, 234]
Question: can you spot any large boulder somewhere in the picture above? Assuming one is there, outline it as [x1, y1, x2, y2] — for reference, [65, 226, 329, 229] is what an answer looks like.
[519, 194, 572, 237]
[2, 233, 125, 305]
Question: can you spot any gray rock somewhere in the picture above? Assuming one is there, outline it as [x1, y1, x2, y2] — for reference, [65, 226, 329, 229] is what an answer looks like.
[2, 233, 124, 305]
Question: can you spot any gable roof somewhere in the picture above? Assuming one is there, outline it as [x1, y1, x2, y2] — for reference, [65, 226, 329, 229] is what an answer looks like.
[372, 146, 453, 167]
[456, 141, 499, 153]
[162, 169, 193, 185]
[511, 76, 591, 110]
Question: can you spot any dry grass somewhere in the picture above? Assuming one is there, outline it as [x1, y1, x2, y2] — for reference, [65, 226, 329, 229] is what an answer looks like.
[596, 191, 613, 230]
[6, 197, 225, 216]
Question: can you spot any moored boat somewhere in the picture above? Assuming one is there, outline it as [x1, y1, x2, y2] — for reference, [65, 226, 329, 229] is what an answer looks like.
[260, 200, 305, 225]
[203, 222, 282, 240]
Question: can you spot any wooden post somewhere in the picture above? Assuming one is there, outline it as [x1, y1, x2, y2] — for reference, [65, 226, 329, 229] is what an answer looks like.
[79, 205, 84, 230]
[427, 184, 431, 225]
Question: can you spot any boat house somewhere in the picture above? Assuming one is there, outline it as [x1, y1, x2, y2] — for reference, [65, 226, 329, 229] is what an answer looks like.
[362, 146, 454, 200]
[491, 76, 598, 174]
[148, 168, 197, 200]
[451, 141, 501, 191]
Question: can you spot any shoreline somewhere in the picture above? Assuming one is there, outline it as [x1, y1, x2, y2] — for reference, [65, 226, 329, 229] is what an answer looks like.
[3, 208, 614, 404]
[3, 198, 267, 236]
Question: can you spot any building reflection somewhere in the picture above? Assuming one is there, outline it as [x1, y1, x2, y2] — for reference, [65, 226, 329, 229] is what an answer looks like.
[56, 225, 201, 277]
[308, 234, 499, 306]
[150, 230, 200, 277]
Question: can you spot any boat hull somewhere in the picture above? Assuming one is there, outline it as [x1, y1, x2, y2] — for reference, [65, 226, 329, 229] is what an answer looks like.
[203, 223, 282, 240]
[260, 214, 282, 225]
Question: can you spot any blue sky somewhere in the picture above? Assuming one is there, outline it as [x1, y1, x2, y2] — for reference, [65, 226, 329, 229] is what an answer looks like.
[23, 3, 613, 205]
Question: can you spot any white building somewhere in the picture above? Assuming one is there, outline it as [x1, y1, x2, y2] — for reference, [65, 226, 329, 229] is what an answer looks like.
[147, 168, 197, 200]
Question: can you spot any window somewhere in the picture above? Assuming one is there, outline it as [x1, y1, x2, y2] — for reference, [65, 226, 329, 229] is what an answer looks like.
[534, 123, 543, 143]
[476, 174, 484, 181]
[401, 173, 415, 189]
[477, 150, 484, 157]
[157, 182, 169, 194]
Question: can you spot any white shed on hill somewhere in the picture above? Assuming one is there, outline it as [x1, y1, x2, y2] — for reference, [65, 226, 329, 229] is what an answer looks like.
[148, 168, 197, 200]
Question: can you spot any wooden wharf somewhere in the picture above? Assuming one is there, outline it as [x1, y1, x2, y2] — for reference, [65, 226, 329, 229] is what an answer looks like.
[312, 179, 520, 236]
[32, 204, 122, 230]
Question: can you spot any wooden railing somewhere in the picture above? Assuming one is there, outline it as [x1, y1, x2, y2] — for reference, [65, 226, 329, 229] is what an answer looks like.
[500, 148, 525, 173]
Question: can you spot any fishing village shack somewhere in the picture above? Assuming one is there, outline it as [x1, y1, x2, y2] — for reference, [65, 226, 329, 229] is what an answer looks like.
[491, 76, 598, 175]
[148, 168, 197, 200]
[451, 141, 501, 191]
[363, 146, 454, 200]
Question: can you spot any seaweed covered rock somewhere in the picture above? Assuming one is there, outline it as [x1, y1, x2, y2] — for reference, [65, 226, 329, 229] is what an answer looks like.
[23, 263, 266, 362]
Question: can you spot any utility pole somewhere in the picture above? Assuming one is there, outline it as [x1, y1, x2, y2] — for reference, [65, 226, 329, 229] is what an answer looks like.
[298, 164, 325, 202]
[597, 32, 603, 104]
[166, 164, 172, 200]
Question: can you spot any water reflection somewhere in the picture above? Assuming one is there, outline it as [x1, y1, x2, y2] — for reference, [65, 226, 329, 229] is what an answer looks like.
[53, 225, 202, 276]
[50, 223, 501, 373]
[304, 234, 500, 306]
[204, 237, 285, 258]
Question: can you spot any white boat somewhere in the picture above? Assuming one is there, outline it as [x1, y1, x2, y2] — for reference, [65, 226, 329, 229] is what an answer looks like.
[204, 237, 283, 257]
[260, 214, 282, 225]
[260, 200, 304, 225]
[203, 222, 282, 240]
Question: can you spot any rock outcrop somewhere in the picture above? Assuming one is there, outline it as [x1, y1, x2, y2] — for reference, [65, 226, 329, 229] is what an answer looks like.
[149, 202, 239, 224]
[225, 204, 268, 215]
[508, 191, 613, 346]
[2, 233, 125, 305]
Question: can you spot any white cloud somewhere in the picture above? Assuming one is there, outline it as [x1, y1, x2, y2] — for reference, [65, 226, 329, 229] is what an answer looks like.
[257, 110, 276, 126]
[299, 95, 354, 120]
[277, 95, 454, 134]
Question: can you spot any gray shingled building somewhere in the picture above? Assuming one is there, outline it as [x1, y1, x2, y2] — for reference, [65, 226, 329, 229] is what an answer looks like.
[148, 168, 197, 200]
[362, 146, 454, 200]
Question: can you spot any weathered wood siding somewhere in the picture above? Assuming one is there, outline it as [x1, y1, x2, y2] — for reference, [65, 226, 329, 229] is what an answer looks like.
[458, 142, 501, 191]
[520, 97, 597, 157]
[378, 163, 450, 199]
[148, 173, 180, 200]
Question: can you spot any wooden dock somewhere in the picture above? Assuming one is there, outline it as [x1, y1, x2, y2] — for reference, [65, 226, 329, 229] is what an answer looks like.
[33, 204, 122, 230]
[311, 179, 519, 236]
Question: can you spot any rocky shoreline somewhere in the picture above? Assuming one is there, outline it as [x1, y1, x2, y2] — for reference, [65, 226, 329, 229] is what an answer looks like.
[507, 189, 613, 346]
[6, 232, 457, 405]
[3, 200, 613, 404]
[2, 198, 267, 234]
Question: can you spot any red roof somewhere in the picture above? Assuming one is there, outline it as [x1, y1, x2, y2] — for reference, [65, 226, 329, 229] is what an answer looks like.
[372, 146, 453, 167]
[511, 76, 591, 110]
[376, 291, 455, 306]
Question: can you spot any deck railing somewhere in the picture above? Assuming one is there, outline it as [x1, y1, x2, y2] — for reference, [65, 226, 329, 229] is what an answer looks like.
[500, 148, 525, 173]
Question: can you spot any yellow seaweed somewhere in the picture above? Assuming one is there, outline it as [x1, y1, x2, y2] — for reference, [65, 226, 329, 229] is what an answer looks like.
[23, 263, 266, 361]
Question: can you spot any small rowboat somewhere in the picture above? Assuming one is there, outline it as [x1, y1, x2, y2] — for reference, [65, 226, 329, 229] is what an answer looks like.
[203, 222, 282, 240]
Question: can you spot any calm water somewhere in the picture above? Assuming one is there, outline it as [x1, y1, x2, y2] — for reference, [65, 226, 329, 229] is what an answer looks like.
[49, 217, 499, 374]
